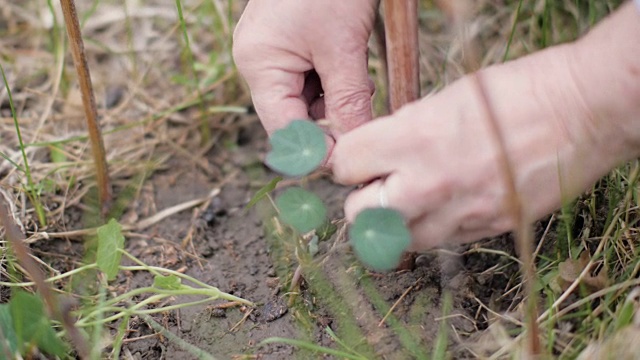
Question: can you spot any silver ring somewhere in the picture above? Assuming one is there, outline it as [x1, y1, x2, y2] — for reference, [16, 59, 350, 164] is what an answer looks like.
[378, 180, 388, 208]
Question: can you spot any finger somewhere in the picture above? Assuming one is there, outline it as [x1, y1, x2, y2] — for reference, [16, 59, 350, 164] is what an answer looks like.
[407, 213, 456, 251]
[249, 69, 310, 135]
[248, 69, 336, 164]
[316, 51, 373, 136]
[309, 97, 326, 120]
[330, 116, 408, 185]
[407, 204, 510, 252]
[343, 179, 385, 222]
[301, 70, 326, 120]
[344, 171, 454, 222]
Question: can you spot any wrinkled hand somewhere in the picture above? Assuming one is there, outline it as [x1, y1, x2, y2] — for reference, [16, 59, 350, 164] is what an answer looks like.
[331, 17, 640, 252]
[233, 0, 378, 148]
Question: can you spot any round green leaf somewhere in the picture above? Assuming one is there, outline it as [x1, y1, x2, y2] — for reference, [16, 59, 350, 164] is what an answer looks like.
[266, 120, 327, 177]
[349, 208, 411, 272]
[276, 187, 327, 233]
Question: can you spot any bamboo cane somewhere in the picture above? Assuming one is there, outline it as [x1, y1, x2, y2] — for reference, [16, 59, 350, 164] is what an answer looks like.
[383, 0, 420, 270]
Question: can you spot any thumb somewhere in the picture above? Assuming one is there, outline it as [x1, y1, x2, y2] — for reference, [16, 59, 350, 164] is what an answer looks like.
[317, 52, 374, 137]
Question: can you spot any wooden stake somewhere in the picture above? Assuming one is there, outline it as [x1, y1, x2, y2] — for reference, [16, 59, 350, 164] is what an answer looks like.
[383, 0, 420, 112]
[383, 0, 420, 270]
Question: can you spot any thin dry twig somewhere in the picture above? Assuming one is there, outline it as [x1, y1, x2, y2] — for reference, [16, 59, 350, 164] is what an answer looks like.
[378, 277, 422, 327]
[439, 0, 540, 354]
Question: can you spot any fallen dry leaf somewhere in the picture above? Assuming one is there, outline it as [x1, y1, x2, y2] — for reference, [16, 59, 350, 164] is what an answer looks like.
[557, 251, 608, 293]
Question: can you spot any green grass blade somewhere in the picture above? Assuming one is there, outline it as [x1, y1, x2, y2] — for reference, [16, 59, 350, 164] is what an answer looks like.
[432, 292, 452, 360]
[502, 0, 524, 62]
[245, 176, 282, 211]
[0, 62, 46, 226]
[175, 0, 210, 143]
[0, 151, 24, 173]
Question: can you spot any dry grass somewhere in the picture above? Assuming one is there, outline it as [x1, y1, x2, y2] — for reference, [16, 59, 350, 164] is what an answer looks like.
[0, 0, 250, 232]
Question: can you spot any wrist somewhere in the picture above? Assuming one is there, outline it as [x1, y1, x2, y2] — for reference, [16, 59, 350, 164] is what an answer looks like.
[567, 2, 640, 160]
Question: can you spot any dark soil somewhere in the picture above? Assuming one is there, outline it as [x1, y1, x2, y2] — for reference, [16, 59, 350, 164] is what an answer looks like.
[97, 122, 524, 359]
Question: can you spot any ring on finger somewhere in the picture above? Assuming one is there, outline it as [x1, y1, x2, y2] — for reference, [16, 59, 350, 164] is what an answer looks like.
[378, 180, 388, 208]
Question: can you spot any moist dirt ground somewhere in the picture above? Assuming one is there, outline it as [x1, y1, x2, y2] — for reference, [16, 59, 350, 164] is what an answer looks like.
[91, 123, 530, 359]
[28, 121, 533, 359]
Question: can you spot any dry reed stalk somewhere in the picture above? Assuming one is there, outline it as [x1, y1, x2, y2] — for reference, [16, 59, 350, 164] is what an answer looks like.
[59, 0, 112, 216]
[439, 0, 542, 355]
[382, 0, 420, 270]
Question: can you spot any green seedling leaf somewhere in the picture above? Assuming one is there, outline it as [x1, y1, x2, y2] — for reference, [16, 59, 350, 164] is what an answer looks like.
[97, 218, 125, 280]
[153, 274, 183, 290]
[276, 187, 327, 233]
[49, 145, 67, 163]
[0, 304, 18, 359]
[266, 120, 327, 177]
[9, 291, 67, 357]
[10, 290, 44, 352]
[33, 319, 67, 358]
[245, 176, 283, 211]
[316, 220, 338, 242]
[349, 208, 411, 272]
[308, 235, 319, 257]
[616, 297, 636, 331]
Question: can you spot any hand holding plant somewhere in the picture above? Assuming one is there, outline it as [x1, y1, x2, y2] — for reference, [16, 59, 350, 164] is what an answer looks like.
[332, 3, 640, 251]
[267, 120, 411, 271]
[233, 0, 377, 141]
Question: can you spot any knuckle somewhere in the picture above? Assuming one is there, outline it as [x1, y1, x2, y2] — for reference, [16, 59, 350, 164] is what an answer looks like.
[327, 88, 372, 120]
[408, 177, 453, 206]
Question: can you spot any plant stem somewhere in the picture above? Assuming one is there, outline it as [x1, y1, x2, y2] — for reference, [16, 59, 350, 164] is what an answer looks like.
[0, 63, 47, 226]
[503, 0, 524, 62]
[0, 263, 98, 287]
[175, 0, 211, 144]
[59, 0, 112, 216]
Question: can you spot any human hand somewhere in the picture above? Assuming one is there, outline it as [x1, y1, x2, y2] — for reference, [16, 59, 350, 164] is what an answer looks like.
[331, 18, 640, 251]
[233, 0, 378, 148]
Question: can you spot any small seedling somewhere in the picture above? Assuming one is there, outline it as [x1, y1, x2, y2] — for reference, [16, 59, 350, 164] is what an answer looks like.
[266, 119, 327, 177]
[265, 119, 411, 271]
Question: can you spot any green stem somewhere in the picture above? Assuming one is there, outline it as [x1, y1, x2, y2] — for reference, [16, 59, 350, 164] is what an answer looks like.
[78, 297, 217, 327]
[503, 0, 524, 62]
[0, 62, 46, 226]
[0, 263, 98, 287]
